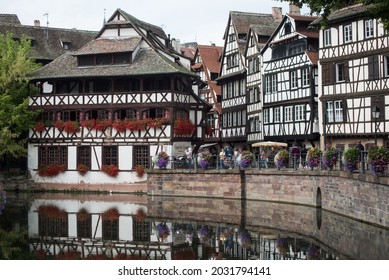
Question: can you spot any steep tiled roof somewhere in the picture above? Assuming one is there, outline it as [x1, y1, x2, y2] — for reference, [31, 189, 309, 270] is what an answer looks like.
[196, 45, 223, 73]
[0, 14, 21, 25]
[310, 4, 368, 26]
[306, 51, 318, 65]
[0, 15, 97, 62]
[31, 48, 195, 80]
[75, 37, 142, 55]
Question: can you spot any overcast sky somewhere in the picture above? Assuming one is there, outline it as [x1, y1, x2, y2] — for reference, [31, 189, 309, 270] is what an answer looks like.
[1, 0, 310, 46]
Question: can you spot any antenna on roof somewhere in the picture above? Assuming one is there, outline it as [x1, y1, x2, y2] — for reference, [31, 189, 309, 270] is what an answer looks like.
[43, 13, 49, 39]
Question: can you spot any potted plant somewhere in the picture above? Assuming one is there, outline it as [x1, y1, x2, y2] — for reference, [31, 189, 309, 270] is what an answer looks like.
[239, 150, 254, 168]
[306, 147, 321, 170]
[37, 205, 67, 219]
[322, 146, 339, 170]
[342, 147, 361, 172]
[63, 121, 80, 133]
[274, 149, 289, 169]
[368, 146, 389, 176]
[101, 164, 119, 177]
[197, 148, 212, 170]
[154, 151, 169, 169]
[135, 208, 146, 221]
[155, 222, 170, 241]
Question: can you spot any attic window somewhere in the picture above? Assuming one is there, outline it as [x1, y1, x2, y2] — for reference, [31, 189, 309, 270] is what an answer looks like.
[238, 33, 246, 41]
[77, 52, 132, 67]
[62, 41, 71, 50]
[284, 23, 292, 35]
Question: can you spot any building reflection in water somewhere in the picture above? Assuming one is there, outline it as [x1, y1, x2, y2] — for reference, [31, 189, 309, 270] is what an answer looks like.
[1, 192, 388, 260]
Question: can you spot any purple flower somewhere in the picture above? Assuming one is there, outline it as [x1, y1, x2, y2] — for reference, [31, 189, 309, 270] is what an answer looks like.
[239, 230, 252, 247]
[155, 223, 170, 238]
[199, 160, 209, 169]
[239, 158, 251, 168]
[198, 225, 212, 238]
[157, 158, 168, 169]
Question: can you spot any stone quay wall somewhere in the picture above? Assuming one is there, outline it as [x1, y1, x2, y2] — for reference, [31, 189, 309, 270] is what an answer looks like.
[147, 169, 389, 228]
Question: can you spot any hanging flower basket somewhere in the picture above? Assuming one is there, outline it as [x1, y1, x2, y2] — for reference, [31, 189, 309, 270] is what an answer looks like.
[368, 146, 389, 176]
[101, 208, 119, 221]
[155, 222, 170, 240]
[342, 147, 361, 172]
[37, 164, 66, 177]
[322, 146, 338, 170]
[306, 147, 320, 170]
[101, 164, 119, 177]
[197, 148, 212, 169]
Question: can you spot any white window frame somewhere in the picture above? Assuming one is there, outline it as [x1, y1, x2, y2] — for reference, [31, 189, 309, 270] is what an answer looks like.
[302, 68, 310, 86]
[271, 74, 277, 93]
[264, 109, 269, 124]
[365, 19, 374, 39]
[255, 117, 260, 132]
[227, 112, 232, 127]
[344, 24, 352, 43]
[323, 29, 331, 47]
[327, 101, 334, 123]
[285, 106, 293, 122]
[274, 107, 280, 123]
[242, 110, 246, 125]
[265, 76, 272, 94]
[334, 100, 343, 122]
[290, 70, 298, 88]
[295, 105, 305, 121]
[336, 63, 345, 82]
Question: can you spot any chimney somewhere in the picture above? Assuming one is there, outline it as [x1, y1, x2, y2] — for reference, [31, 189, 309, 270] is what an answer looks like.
[289, 4, 301, 15]
[34, 20, 40, 27]
[272, 7, 283, 23]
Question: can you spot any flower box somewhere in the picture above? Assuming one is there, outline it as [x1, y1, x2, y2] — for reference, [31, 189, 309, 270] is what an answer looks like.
[77, 163, 89, 176]
[101, 208, 119, 221]
[173, 118, 195, 136]
[34, 122, 45, 132]
[101, 164, 119, 177]
[37, 164, 66, 177]
[63, 121, 80, 133]
[95, 119, 112, 131]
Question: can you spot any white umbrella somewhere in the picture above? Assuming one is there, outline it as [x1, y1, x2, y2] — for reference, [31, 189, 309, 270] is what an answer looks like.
[252, 141, 288, 148]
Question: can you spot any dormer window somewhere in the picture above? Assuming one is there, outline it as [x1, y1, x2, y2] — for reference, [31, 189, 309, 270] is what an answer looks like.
[61, 41, 71, 50]
[284, 23, 292, 35]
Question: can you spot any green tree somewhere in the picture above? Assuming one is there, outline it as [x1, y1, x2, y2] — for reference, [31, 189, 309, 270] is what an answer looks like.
[281, 0, 389, 29]
[0, 33, 40, 161]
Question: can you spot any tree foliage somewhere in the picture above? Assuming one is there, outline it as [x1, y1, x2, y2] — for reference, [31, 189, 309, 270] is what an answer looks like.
[0, 33, 40, 159]
[280, 0, 389, 29]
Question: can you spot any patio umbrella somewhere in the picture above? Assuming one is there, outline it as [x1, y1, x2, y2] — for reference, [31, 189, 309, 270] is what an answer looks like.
[252, 141, 288, 148]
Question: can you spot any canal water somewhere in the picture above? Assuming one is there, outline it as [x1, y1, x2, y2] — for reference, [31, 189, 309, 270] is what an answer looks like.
[0, 190, 388, 260]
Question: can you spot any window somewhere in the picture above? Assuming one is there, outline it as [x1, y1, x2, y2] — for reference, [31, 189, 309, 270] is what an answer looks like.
[227, 53, 238, 68]
[326, 100, 344, 123]
[290, 70, 298, 88]
[368, 55, 379, 80]
[62, 41, 71, 50]
[344, 24, 352, 43]
[228, 33, 235, 42]
[102, 146, 118, 166]
[295, 105, 305, 121]
[227, 82, 233, 98]
[134, 146, 149, 169]
[248, 57, 259, 74]
[237, 111, 242, 126]
[323, 29, 331, 47]
[265, 74, 278, 94]
[284, 22, 291, 35]
[133, 220, 151, 241]
[285, 106, 293, 122]
[227, 112, 232, 127]
[242, 110, 246, 125]
[302, 68, 310, 86]
[39, 209, 68, 237]
[115, 109, 138, 119]
[250, 118, 255, 132]
[255, 117, 261, 132]
[365, 19, 374, 39]
[336, 63, 347, 82]
[274, 107, 280, 123]
[39, 146, 67, 167]
[59, 110, 80, 122]
[264, 109, 269, 124]
[77, 211, 91, 238]
[144, 108, 165, 119]
[385, 55, 389, 77]
[102, 217, 119, 240]
[248, 87, 259, 103]
[233, 111, 237, 126]
[78, 146, 91, 169]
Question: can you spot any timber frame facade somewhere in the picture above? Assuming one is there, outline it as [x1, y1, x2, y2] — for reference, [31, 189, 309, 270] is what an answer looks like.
[217, 10, 280, 148]
[28, 9, 210, 185]
[261, 12, 320, 147]
[312, 4, 389, 150]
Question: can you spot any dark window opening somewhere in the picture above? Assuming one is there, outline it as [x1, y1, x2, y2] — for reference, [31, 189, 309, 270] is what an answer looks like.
[78, 146, 91, 169]
[103, 146, 118, 166]
[134, 146, 149, 169]
[133, 220, 151, 241]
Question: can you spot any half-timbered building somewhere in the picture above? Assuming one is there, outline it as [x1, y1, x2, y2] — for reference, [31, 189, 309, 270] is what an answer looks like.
[218, 10, 281, 148]
[192, 45, 223, 143]
[28, 9, 210, 186]
[261, 9, 320, 147]
[312, 4, 389, 150]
